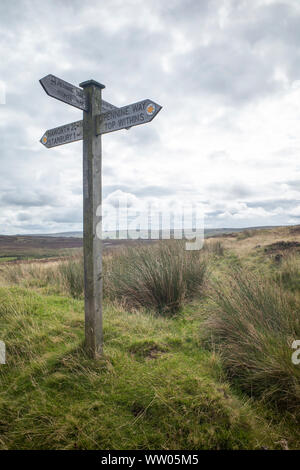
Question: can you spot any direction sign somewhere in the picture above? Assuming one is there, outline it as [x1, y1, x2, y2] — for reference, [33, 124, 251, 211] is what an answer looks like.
[39, 99, 133, 148]
[40, 75, 118, 113]
[40, 75, 88, 111]
[40, 120, 83, 148]
[96, 99, 162, 135]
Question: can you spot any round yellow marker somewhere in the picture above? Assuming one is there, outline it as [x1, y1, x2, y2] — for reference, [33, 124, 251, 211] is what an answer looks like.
[42, 135, 47, 144]
[146, 103, 155, 116]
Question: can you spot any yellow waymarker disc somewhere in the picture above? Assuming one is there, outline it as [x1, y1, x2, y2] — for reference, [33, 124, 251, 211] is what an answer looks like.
[146, 103, 155, 115]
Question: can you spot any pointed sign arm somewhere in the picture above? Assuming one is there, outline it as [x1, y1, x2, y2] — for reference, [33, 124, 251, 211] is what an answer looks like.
[39, 74, 123, 115]
[40, 120, 83, 148]
[96, 99, 162, 135]
[39, 74, 88, 111]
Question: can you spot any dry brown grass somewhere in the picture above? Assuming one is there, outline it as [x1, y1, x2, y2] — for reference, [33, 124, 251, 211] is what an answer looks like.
[0, 256, 83, 296]
[210, 226, 300, 257]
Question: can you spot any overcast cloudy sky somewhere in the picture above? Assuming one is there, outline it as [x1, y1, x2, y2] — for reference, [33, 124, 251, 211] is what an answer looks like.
[1, 0, 300, 234]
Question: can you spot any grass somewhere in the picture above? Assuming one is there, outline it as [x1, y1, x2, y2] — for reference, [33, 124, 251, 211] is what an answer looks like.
[274, 255, 300, 293]
[237, 229, 257, 240]
[2, 242, 208, 314]
[57, 255, 84, 298]
[204, 267, 300, 412]
[0, 287, 297, 450]
[203, 239, 224, 257]
[104, 241, 208, 314]
[0, 255, 83, 297]
[0, 231, 299, 449]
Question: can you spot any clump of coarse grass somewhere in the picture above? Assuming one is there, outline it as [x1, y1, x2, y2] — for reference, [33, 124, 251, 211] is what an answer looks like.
[1, 255, 85, 299]
[274, 255, 300, 293]
[204, 240, 224, 256]
[204, 266, 300, 413]
[0, 287, 37, 318]
[1, 263, 26, 284]
[57, 256, 84, 298]
[1, 262, 55, 287]
[104, 241, 208, 315]
[0, 287, 43, 365]
[237, 229, 256, 240]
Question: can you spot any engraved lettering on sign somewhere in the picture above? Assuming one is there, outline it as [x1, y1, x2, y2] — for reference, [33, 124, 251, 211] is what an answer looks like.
[96, 99, 162, 135]
[40, 120, 83, 148]
[40, 74, 88, 111]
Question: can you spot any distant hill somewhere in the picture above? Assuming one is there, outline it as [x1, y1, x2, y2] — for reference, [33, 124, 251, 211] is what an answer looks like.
[37, 232, 83, 238]
[23, 226, 282, 239]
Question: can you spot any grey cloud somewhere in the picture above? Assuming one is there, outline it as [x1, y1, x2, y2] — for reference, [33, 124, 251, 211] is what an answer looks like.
[1, 0, 300, 233]
[164, 1, 300, 104]
[113, 125, 161, 149]
[71, 187, 83, 196]
[209, 151, 230, 161]
[175, 41, 280, 104]
[17, 212, 33, 221]
[205, 210, 224, 218]
[239, 2, 300, 50]
[1, 190, 57, 207]
[103, 185, 132, 199]
[103, 164, 117, 177]
[104, 185, 178, 199]
[157, 0, 217, 33]
[14, 223, 51, 232]
[49, 209, 82, 224]
[133, 186, 177, 198]
[284, 180, 300, 191]
[273, 147, 300, 158]
[207, 183, 254, 199]
[15, 206, 83, 228]
[247, 199, 300, 211]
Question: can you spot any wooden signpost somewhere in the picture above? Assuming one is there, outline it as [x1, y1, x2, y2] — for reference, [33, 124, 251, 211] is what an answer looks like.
[39, 75, 162, 358]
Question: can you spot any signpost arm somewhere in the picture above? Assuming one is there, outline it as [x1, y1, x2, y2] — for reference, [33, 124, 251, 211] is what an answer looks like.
[79, 79, 105, 358]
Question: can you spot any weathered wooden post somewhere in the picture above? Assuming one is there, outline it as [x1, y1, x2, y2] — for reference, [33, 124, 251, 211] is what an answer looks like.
[39, 74, 162, 359]
[80, 80, 105, 358]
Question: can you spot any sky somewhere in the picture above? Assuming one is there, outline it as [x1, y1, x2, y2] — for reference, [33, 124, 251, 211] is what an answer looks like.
[1, 0, 300, 234]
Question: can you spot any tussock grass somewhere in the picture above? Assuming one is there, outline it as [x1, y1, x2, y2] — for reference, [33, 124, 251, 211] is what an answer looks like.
[104, 241, 208, 315]
[0, 287, 37, 318]
[2, 262, 58, 287]
[237, 229, 256, 240]
[274, 254, 300, 293]
[205, 267, 300, 413]
[204, 240, 224, 256]
[1, 256, 84, 298]
[57, 256, 84, 298]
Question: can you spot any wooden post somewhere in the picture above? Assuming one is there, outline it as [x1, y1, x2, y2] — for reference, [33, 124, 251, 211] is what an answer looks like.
[79, 79, 105, 358]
